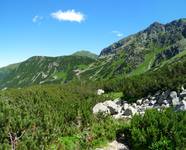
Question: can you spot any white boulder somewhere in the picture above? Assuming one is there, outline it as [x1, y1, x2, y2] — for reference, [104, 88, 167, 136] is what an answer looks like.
[97, 89, 105, 95]
[93, 103, 110, 115]
[136, 99, 143, 105]
[103, 100, 120, 115]
[170, 91, 179, 106]
[122, 103, 129, 110]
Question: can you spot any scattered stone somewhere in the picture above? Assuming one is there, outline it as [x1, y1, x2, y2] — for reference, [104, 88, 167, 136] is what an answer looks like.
[157, 90, 170, 105]
[143, 99, 149, 105]
[132, 103, 137, 108]
[180, 90, 186, 100]
[122, 103, 129, 111]
[97, 89, 105, 95]
[136, 99, 142, 105]
[93, 88, 186, 120]
[162, 100, 169, 105]
[161, 103, 170, 108]
[149, 100, 156, 106]
[123, 106, 137, 116]
[170, 91, 179, 106]
[176, 100, 186, 111]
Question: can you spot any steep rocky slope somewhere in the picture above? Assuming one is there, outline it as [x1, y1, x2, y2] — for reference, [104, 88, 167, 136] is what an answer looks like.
[81, 18, 186, 79]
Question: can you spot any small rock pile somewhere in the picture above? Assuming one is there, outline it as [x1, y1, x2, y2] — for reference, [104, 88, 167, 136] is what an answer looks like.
[93, 89, 186, 119]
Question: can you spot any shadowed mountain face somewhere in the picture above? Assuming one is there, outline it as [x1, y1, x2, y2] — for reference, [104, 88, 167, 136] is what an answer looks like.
[1, 19, 186, 89]
[81, 19, 186, 79]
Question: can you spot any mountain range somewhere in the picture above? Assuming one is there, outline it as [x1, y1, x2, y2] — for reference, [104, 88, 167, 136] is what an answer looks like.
[0, 18, 186, 89]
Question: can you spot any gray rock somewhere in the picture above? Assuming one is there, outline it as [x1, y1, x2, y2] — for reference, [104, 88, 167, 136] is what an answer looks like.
[170, 91, 177, 98]
[123, 106, 137, 116]
[170, 91, 179, 106]
[132, 103, 137, 108]
[180, 90, 186, 100]
[149, 100, 156, 106]
[176, 100, 186, 111]
[93, 103, 110, 115]
[104, 100, 119, 115]
[161, 103, 170, 108]
[136, 99, 143, 105]
[150, 96, 156, 100]
[143, 99, 149, 105]
[163, 100, 169, 105]
[157, 90, 170, 105]
[122, 103, 129, 111]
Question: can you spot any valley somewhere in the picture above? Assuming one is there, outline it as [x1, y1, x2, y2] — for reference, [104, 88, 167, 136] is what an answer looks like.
[0, 18, 186, 150]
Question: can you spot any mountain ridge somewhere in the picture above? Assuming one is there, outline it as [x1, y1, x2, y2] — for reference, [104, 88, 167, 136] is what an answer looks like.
[1, 18, 186, 89]
[81, 18, 186, 79]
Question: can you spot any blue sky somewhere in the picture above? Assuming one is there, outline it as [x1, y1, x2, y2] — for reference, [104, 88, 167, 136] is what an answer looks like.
[0, 0, 186, 67]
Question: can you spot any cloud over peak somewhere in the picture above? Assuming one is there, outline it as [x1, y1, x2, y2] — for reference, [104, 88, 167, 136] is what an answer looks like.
[51, 9, 85, 23]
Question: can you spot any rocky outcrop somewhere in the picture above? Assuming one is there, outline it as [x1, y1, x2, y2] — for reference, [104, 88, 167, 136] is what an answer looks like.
[93, 89, 186, 119]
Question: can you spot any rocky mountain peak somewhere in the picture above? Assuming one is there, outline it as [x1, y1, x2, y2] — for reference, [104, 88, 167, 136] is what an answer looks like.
[146, 21, 165, 33]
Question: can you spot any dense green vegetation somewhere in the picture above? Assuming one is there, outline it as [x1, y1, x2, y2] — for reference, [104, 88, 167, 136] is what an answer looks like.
[0, 55, 95, 89]
[120, 109, 186, 150]
[72, 50, 98, 60]
[0, 82, 126, 149]
[101, 55, 186, 103]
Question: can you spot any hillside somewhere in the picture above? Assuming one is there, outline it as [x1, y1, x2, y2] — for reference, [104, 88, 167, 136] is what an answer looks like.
[0, 55, 95, 89]
[81, 18, 186, 79]
[0, 63, 20, 80]
[72, 50, 98, 59]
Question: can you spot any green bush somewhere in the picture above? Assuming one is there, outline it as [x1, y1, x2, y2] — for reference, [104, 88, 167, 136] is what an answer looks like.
[123, 109, 186, 150]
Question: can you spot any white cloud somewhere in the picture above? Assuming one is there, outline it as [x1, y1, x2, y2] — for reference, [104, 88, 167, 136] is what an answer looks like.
[51, 9, 85, 23]
[32, 15, 43, 23]
[112, 30, 123, 37]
